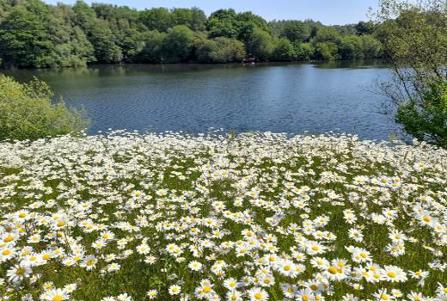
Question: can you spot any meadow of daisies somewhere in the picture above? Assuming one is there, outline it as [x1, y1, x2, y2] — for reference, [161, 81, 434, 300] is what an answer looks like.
[0, 132, 446, 301]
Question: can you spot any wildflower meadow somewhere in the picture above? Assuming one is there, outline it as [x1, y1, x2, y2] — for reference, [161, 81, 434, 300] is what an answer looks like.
[0, 132, 446, 301]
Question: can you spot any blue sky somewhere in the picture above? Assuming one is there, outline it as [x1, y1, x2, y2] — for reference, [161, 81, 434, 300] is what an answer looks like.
[43, 0, 378, 25]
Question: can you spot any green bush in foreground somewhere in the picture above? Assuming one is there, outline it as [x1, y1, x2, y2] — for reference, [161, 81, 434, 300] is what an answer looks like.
[397, 81, 447, 148]
[376, 0, 447, 148]
[0, 75, 88, 141]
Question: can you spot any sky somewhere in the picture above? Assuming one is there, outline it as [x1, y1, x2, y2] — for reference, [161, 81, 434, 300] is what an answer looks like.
[43, 0, 379, 25]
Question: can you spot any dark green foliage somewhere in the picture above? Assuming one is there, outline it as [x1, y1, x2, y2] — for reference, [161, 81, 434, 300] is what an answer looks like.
[359, 35, 383, 58]
[162, 25, 195, 63]
[91, 4, 145, 62]
[88, 19, 123, 63]
[355, 21, 376, 35]
[376, 0, 447, 147]
[138, 31, 166, 63]
[73, 2, 123, 63]
[172, 8, 207, 31]
[314, 27, 341, 44]
[49, 4, 95, 67]
[195, 37, 246, 63]
[139, 7, 173, 32]
[396, 81, 447, 147]
[245, 28, 274, 61]
[0, 0, 385, 68]
[282, 21, 312, 42]
[207, 9, 240, 38]
[0, 1, 55, 68]
[237, 11, 270, 33]
[272, 38, 296, 61]
[0, 75, 88, 141]
[295, 43, 314, 61]
[314, 42, 339, 61]
[338, 36, 363, 60]
[270, 20, 320, 42]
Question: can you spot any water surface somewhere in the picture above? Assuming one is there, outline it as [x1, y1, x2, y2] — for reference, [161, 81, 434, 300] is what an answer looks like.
[4, 62, 400, 141]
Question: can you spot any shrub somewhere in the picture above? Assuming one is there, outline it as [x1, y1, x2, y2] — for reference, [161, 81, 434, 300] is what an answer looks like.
[209, 37, 246, 63]
[376, 0, 447, 147]
[0, 75, 88, 141]
[396, 80, 447, 147]
[272, 38, 296, 61]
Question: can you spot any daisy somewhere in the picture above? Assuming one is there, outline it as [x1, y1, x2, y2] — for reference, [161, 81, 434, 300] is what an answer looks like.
[81, 255, 98, 271]
[248, 288, 268, 301]
[147, 290, 158, 300]
[382, 266, 407, 283]
[7, 264, 31, 284]
[0, 246, 15, 262]
[169, 285, 182, 296]
[296, 289, 315, 301]
[223, 278, 240, 291]
[226, 291, 242, 301]
[195, 279, 215, 299]
[40, 288, 70, 301]
[277, 259, 298, 277]
[372, 289, 394, 301]
[188, 260, 203, 272]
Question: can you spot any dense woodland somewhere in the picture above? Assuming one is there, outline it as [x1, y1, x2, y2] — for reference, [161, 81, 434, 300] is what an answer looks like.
[0, 0, 384, 68]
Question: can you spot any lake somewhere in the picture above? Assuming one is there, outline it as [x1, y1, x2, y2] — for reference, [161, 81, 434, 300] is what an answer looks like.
[4, 61, 401, 141]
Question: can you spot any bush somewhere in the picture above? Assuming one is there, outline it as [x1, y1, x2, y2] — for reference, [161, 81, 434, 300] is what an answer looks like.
[209, 37, 246, 63]
[0, 75, 88, 141]
[314, 42, 339, 61]
[396, 81, 447, 147]
[272, 38, 296, 61]
[295, 43, 314, 61]
[376, 0, 446, 147]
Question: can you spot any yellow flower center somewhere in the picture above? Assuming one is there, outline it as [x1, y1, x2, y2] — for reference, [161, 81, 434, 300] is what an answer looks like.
[19, 213, 26, 218]
[57, 221, 65, 227]
[202, 286, 212, 293]
[422, 216, 431, 223]
[52, 295, 64, 301]
[283, 265, 291, 271]
[328, 266, 338, 274]
[4, 235, 14, 243]
[254, 293, 263, 300]
[43, 254, 51, 260]
[2, 249, 11, 256]
[302, 295, 310, 301]
[387, 271, 397, 278]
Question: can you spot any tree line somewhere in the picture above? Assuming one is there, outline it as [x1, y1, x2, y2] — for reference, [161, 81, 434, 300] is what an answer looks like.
[0, 0, 384, 68]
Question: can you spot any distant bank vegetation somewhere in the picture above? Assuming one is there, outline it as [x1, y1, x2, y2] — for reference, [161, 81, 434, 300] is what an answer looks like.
[0, 0, 383, 68]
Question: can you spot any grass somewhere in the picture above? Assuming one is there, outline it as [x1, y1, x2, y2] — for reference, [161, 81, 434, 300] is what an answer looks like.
[0, 132, 446, 301]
